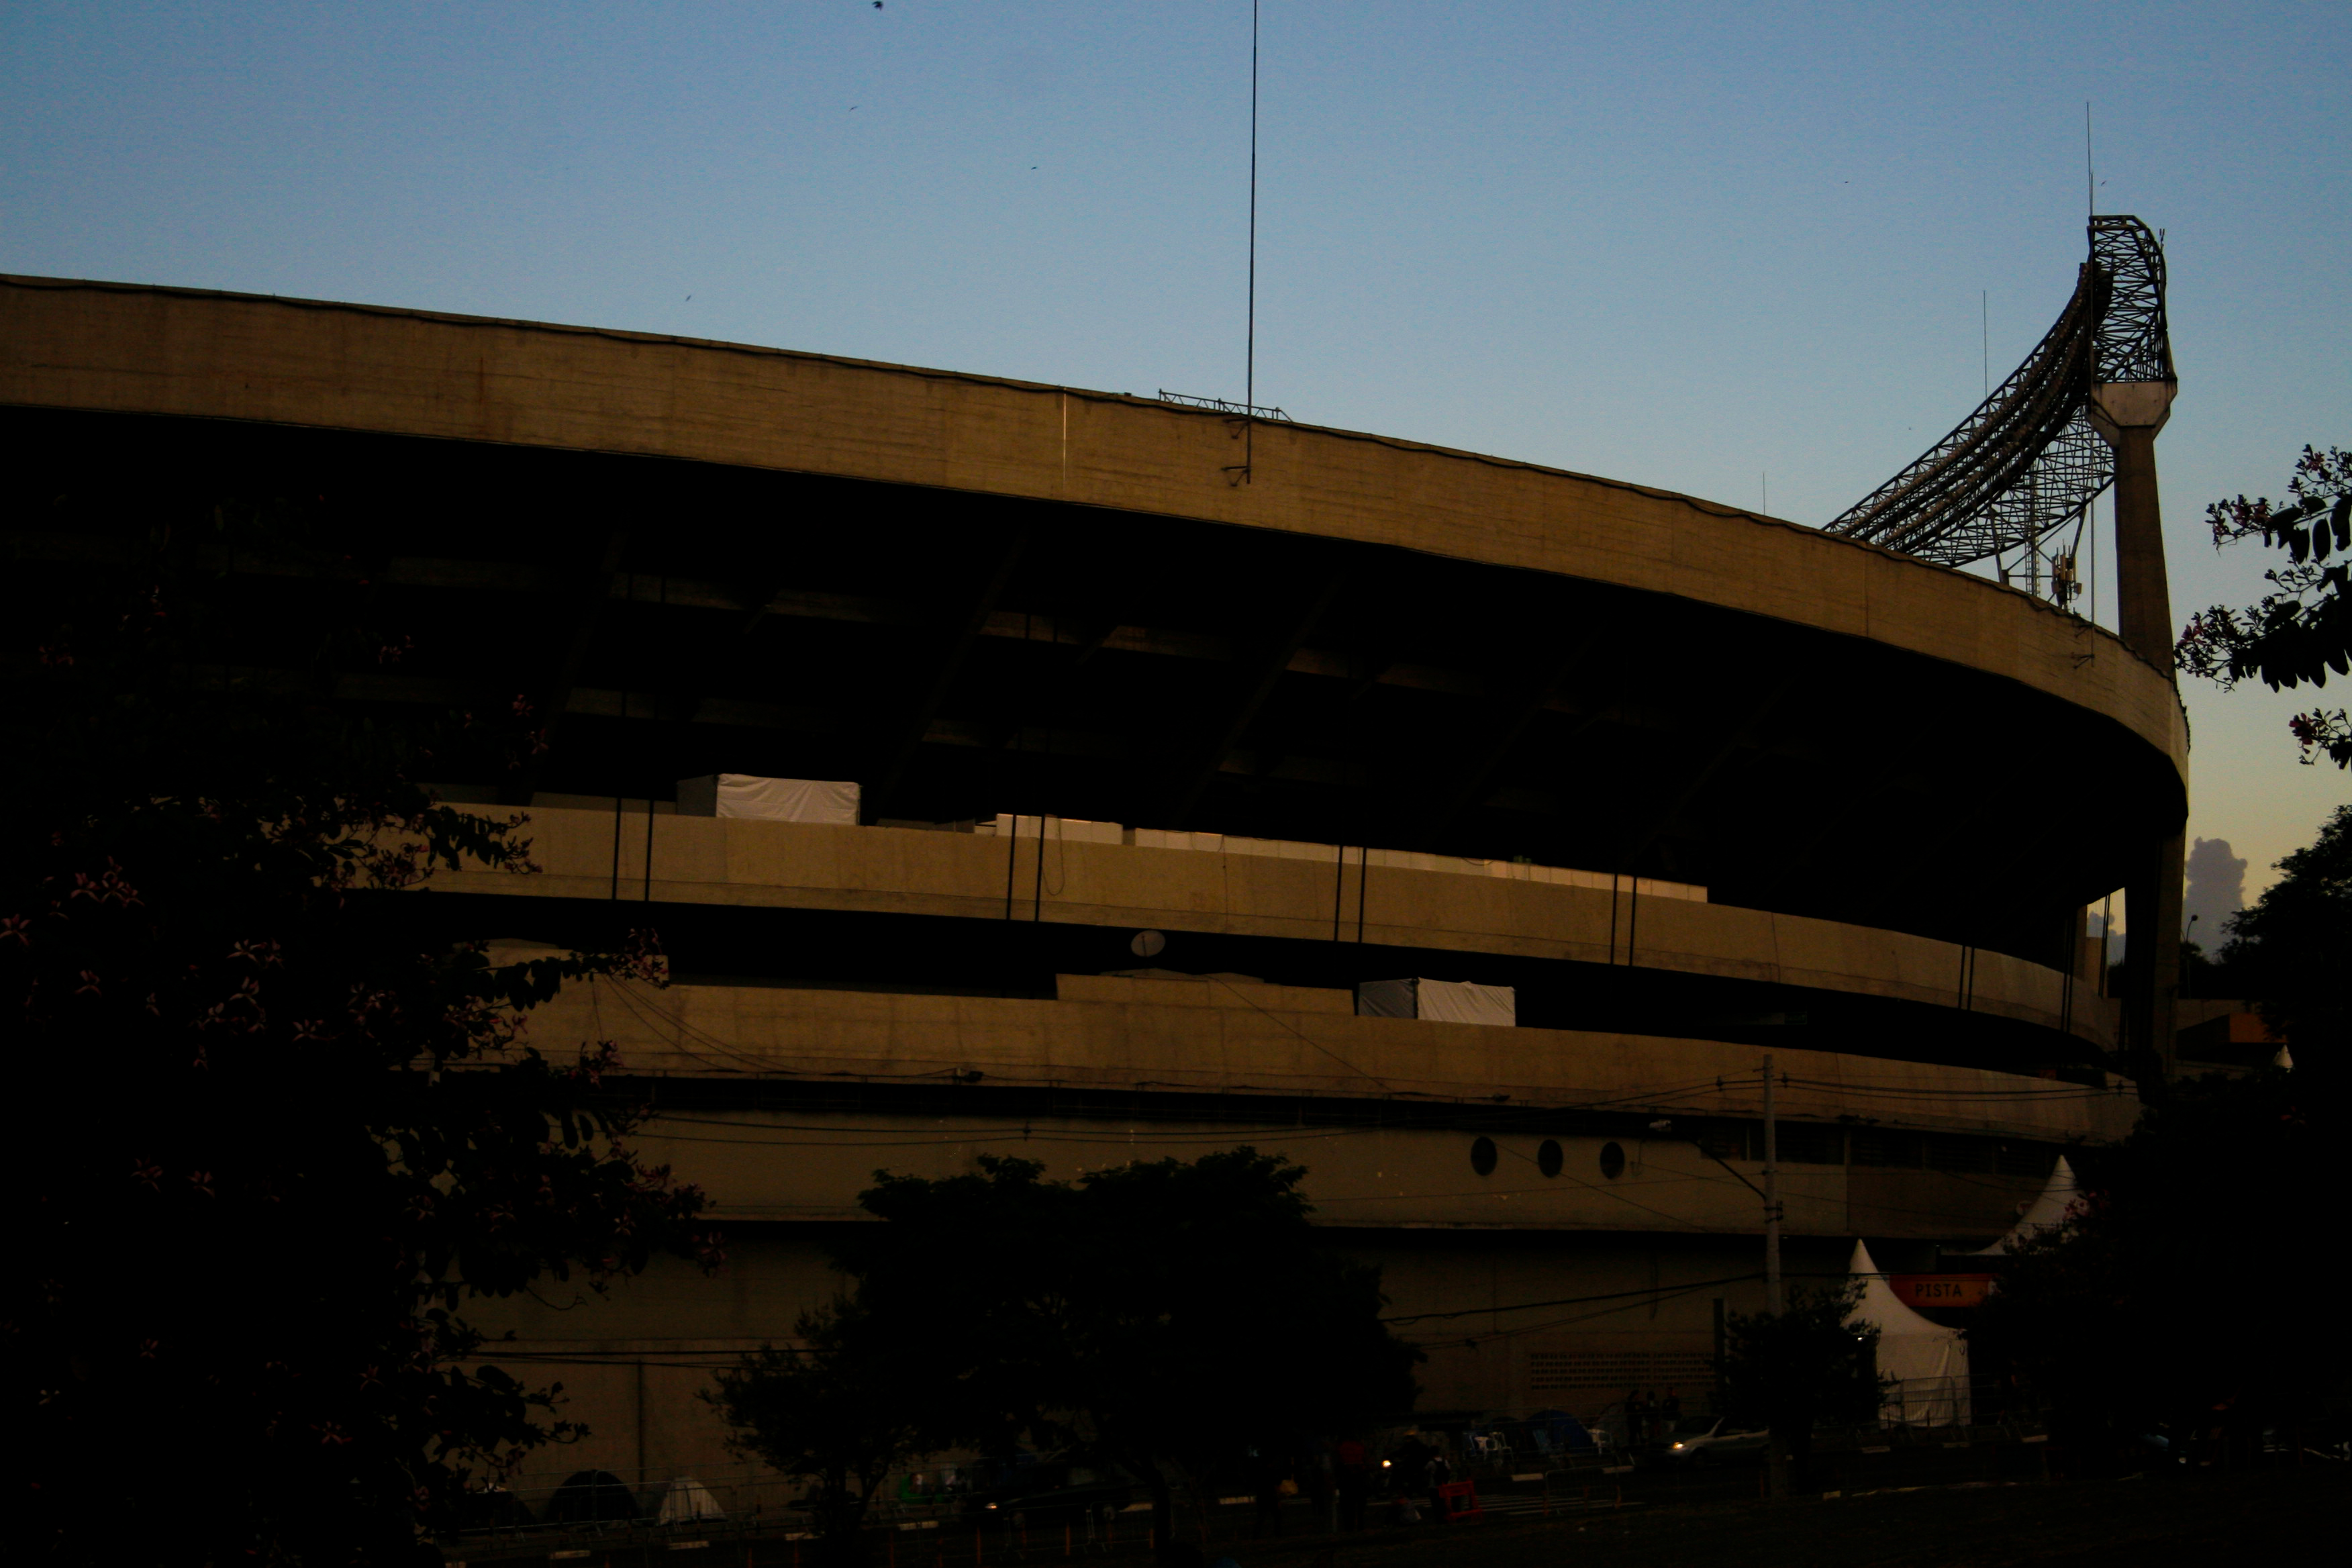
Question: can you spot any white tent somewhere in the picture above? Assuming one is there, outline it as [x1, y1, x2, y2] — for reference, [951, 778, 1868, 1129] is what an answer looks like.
[1970, 1154, 2080, 1257]
[654, 1476, 725, 1524]
[1849, 1239, 1971, 1427]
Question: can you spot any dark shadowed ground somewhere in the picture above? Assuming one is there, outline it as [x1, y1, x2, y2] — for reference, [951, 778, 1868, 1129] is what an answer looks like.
[450, 1468, 2348, 1567]
[1208, 1471, 2347, 1568]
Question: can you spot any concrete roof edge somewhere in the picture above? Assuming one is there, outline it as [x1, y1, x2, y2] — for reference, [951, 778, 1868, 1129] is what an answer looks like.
[0, 273, 2159, 673]
[0, 271, 2177, 714]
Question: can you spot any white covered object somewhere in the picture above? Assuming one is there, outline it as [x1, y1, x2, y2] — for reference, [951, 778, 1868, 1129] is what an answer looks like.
[677, 775, 861, 825]
[1355, 977, 1516, 1027]
[1970, 1155, 2080, 1256]
[654, 1476, 725, 1524]
[1849, 1239, 1971, 1426]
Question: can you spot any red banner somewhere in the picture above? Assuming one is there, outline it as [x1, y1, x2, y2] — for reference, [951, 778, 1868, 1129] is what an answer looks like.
[1890, 1273, 1996, 1309]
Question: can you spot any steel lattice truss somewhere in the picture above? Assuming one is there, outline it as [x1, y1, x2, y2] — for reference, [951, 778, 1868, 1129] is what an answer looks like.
[1828, 216, 2173, 575]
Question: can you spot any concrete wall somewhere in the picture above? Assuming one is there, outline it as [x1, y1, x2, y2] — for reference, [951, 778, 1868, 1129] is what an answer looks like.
[615, 1101, 2051, 1237]
[465, 1225, 1861, 1485]
[467, 1232, 840, 1499]
[515, 968, 2130, 1150]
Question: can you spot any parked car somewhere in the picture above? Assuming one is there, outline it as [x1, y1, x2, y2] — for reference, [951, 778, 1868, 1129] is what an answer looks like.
[1657, 1416, 1769, 1467]
[958, 1455, 1136, 1523]
[544, 1470, 640, 1522]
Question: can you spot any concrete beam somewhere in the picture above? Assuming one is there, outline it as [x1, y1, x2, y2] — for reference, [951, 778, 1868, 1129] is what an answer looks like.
[432, 803, 2120, 1052]
[0, 275, 2188, 782]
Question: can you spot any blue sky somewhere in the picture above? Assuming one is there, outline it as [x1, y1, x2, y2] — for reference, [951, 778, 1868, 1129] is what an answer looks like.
[5, 2, 2345, 912]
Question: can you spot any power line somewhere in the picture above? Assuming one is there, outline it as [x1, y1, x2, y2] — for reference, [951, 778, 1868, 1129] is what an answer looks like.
[1383, 1271, 1763, 1326]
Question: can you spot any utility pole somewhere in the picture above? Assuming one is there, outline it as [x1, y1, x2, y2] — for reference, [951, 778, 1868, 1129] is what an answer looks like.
[1761, 1054, 1790, 1501]
[1762, 1055, 1783, 1314]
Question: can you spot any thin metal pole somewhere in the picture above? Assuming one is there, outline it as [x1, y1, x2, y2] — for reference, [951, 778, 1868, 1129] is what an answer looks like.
[2090, 491, 2100, 627]
[1230, 0, 1261, 481]
[1608, 871, 1619, 963]
[1355, 844, 1369, 942]
[611, 796, 623, 901]
[2100, 892, 2112, 997]
[1003, 814, 1020, 921]
[1033, 814, 1048, 922]
[2085, 101, 2095, 219]
[1763, 1055, 1782, 1316]
[643, 795, 654, 900]
[1246, 0, 1259, 417]
[1332, 844, 1346, 942]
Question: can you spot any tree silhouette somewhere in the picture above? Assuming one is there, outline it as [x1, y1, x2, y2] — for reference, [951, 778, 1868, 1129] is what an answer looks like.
[810, 1150, 1421, 1563]
[2178, 445, 2352, 768]
[5, 495, 714, 1563]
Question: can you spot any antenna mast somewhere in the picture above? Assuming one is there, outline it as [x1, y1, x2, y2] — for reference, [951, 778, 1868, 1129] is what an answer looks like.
[1246, 1, 1260, 417]
[1210, 0, 1260, 484]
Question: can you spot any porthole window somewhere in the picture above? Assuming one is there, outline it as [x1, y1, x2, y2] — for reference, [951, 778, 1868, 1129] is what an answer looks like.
[1537, 1139, 1564, 1177]
[1599, 1140, 1626, 1180]
[1470, 1136, 1498, 1176]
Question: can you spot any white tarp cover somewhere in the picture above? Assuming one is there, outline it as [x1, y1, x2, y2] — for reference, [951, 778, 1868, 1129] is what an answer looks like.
[1971, 1155, 2080, 1256]
[677, 775, 861, 824]
[1355, 978, 1516, 1027]
[654, 1477, 725, 1524]
[1849, 1239, 1971, 1427]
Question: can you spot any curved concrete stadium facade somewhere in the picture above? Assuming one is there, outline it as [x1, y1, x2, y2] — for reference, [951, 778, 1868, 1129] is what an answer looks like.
[1, 275, 2172, 1472]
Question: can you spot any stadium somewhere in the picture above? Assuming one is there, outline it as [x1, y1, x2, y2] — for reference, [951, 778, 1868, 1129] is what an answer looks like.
[0, 226, 2181, 1486]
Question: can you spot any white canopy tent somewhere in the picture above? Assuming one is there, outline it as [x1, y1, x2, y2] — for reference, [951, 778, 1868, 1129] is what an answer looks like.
[1849, 1239, 1971, 1427]
[653, 1476, 725, 1524]
[1971, 1154, 2080, 1257]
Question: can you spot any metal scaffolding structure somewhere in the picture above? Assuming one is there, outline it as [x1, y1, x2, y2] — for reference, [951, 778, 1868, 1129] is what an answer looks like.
[1828, 216, 2173, 597]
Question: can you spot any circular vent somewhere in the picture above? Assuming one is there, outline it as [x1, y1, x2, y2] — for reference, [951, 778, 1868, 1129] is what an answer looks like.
[1537, 1139, 1564, 1177]
[1599, 1140, 1626, 1180]
[1470, 1136, 1499, 1176]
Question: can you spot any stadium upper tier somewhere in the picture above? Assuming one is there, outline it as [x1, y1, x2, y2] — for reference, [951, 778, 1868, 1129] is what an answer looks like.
[0, 275, 2185, 973]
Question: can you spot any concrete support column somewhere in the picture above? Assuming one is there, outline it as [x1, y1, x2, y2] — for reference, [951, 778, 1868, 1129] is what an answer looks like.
[2122, 834, 2186, 1087]
[2107, 423, 2175, 673]
[2092, 381, 2182, 1092]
